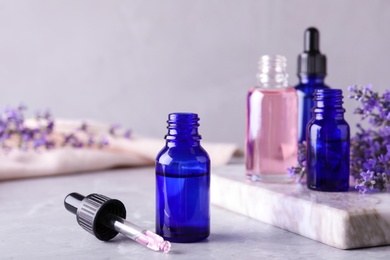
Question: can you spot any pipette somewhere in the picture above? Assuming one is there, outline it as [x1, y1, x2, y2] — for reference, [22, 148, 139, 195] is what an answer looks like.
[64, 192, 171, 253]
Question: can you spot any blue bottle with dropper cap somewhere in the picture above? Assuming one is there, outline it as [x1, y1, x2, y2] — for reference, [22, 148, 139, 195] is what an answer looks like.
[295, 27, 330, 143]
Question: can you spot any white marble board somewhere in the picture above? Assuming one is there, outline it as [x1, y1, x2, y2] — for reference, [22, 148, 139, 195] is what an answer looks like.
[210, 164, 390, 249]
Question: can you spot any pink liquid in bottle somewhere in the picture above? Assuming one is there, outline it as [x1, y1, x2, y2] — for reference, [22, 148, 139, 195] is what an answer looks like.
[246, 55, 298, 182]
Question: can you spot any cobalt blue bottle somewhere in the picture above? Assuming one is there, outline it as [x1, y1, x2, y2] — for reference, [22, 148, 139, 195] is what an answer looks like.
[295, 27, 330, 143]
[156, 113, 210, 242]
[307, 89, 350, 192]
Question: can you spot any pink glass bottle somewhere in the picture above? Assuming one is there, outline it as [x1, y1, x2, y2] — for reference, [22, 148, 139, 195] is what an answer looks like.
[246, 55, 298, 182]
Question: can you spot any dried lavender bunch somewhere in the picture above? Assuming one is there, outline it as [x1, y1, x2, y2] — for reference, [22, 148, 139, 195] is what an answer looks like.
[287, 85, 390, 193]
[349, 85, 390, 193]
[0, 105, 131, 152]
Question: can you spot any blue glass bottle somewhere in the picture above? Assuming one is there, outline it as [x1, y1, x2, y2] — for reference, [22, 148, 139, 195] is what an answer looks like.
[295, 27, 330, 143]
[306, 89, 350, 192]
[156, 113, 210, 242]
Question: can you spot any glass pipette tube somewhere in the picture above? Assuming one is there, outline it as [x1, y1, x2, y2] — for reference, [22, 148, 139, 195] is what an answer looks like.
[108, 214, 171, 253]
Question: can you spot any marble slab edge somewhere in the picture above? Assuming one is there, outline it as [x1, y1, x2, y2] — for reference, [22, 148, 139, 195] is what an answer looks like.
[210, 164, 390, 249]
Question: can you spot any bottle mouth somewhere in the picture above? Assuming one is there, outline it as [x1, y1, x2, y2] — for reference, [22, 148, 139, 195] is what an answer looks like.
[166, 112, 201, 141]
[257, 55, 289, 87]
[258, 55, 287, 70]
[313, 89, 344, 111]
[168, 113, 199, 125]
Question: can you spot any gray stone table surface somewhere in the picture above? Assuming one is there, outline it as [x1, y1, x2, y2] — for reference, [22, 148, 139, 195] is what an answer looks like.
[0, 167, 389, 260]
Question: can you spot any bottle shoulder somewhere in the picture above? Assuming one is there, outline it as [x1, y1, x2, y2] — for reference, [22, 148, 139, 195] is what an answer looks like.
[307, 121, 350, 141]
[156, 144, 210, 164]
[156, 145, 210, 175]
[308, 118, 350, 131]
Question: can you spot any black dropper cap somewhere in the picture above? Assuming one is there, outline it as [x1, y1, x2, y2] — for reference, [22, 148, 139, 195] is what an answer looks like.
[64, 192, 126, 241]
[297, 27, 327, 76]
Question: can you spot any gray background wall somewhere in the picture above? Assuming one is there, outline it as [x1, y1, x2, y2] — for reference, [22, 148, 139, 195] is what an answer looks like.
[1, 0, 389, 148]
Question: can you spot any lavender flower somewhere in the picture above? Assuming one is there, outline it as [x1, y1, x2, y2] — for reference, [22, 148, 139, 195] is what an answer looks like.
[79, 122, 88, 132]
[109, 123, 132, 139]
[99, 137, 109, 147]
[287, 142, 307, 183]
[124, 129, 132, 139]
[109, 124, 121, 136]
[355, 171, 388, 193]
[384, 90, 390, 102]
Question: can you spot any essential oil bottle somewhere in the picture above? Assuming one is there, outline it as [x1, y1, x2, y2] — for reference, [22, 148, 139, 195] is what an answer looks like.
[295, 27, 330, 143]
[156, 113, 210, 242]
[306, 89, 350, 192]
[246, 55, 298, 182]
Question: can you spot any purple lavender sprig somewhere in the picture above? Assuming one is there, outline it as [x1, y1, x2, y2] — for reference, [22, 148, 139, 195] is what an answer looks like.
[349, 85, 390, 193]
[287, 142, 307, 183]
[348, 85, 390, 127]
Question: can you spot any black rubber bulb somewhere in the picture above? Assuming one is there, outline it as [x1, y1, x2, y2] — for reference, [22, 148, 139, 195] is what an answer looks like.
[297, 27, 326, 76]
[304, 27, 320, 53]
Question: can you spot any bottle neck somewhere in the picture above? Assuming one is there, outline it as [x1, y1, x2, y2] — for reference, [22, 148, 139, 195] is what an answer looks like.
[256, 55, 289, 89]
[165, 113, 201, 145]
[298, 74, 325, 84]
[312, 89, 345, 119]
